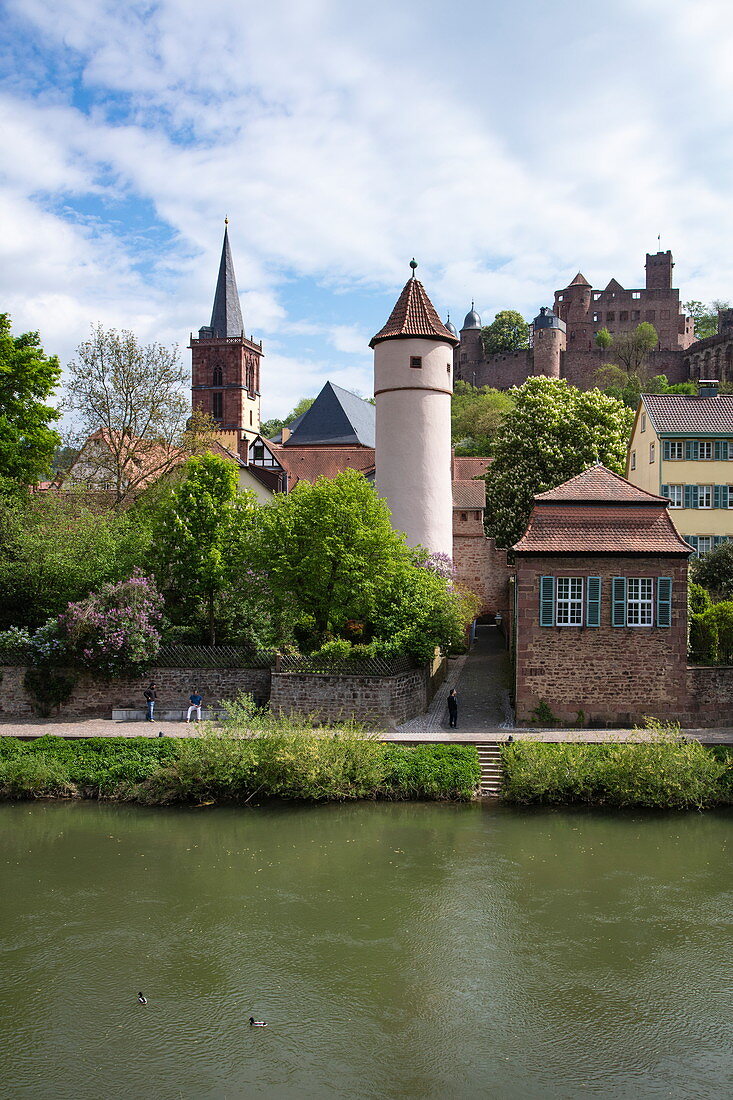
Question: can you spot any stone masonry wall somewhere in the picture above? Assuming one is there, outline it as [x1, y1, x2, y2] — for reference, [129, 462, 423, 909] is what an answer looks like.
[682, 666, 733, 728]
[0, 665, 271, 718]
[270, 668, 428, 728]
[514, 554, 689, 726]
[453, 530, 512, 617]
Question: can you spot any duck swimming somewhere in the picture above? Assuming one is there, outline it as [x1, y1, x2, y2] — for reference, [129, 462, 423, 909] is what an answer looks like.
[249, 1017, 267, 1027]
[138, 992, 148, 1005]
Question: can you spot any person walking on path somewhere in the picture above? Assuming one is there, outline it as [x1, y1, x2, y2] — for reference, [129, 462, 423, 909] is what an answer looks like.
[144, 683, 157, 722]
[186, 690, 203, 724]
[447, 688, 458, 729]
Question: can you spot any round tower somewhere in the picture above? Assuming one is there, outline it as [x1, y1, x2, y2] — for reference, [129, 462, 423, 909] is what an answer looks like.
[531, 307, 566, 378]
[371, 262, 458, 559]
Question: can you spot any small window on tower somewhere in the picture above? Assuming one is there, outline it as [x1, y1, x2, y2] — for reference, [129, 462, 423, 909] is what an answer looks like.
[446, 363, 451, 373]
[250, 411, 253, 425]
[212, 366, 223, 386]
[410, 356, 422, 369]
[212, 392, 223, 420]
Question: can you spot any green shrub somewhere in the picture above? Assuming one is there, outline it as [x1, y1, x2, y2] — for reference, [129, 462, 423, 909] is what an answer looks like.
[690, 612, 719, 662]
[689, 582, 712, 616]
[531, 700, 557, 725]
[23, 668, 78, 717]
[0, 753, 75, 799]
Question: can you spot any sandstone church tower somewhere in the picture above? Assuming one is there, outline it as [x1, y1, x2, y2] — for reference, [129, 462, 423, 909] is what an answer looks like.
[371, 261, 458, 558]
[190, 221, 263, 458]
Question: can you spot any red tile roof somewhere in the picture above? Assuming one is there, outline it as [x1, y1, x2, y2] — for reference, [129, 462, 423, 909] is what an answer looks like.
[370, 277, 459, 348]
[535, 464, 666, 503]
[514, 465, 692, 554]
[453, 480, 486, 509]
[270, 445, 375, 488]
[643, 393, 733, 433]
[453, 456, 491, 480]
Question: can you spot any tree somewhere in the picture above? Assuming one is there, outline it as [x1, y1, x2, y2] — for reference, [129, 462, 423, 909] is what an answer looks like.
[65, 325, 190, 507]
[594, 327, 613, 350]
[260, 396, 315, 440]
[153, 453, 251, 644]
[609, 322, 659, 374]
[594, 367, 696, 410]
[691, 541, 733, 602]
[684, 300, 731, 340]
[0, 313, 61, 484]
[485, 377, 634, 548]
[451, 381, 513, 455]
[481, 310, 529, 357]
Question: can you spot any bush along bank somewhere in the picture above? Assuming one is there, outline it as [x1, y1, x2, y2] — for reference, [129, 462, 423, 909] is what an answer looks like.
[0, 733, 480, 804]
[501, 730, 733, 810]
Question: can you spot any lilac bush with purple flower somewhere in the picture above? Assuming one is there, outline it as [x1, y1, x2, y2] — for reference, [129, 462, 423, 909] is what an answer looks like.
[58, 569, 163, 676]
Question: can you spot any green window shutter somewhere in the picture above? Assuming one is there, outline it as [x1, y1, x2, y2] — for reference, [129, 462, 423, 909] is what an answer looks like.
[687, 535, 699, 554]
[714, 536, 726, 548]
[539, 576, 555, 627]
[691, 485, 699, 509]
[723, 485, 731, 509]
[661, 483, 669, 499]
[586, 577, 601, 627]
[715, 441, 722, 461]
[612, 577, 627, 627]
[663, 440, 671, 460]
[724, 441, 731, 460]
[684, 484, 692, 509]
[685, 440, 699, 460]
[656, 577, 672, 628]
[714, 485, 722, 509]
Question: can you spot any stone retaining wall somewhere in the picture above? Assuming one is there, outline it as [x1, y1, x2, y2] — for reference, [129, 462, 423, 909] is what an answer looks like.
[270, 667, 428, 727]
[682, 666, 733, 728]
[0, 665, 271, 718]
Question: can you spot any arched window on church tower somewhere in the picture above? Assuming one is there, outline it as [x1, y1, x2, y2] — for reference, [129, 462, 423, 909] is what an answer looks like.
[212, 366, 223, 386]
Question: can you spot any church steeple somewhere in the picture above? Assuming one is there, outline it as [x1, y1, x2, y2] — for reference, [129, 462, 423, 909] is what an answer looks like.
[209, 221, 244, 338]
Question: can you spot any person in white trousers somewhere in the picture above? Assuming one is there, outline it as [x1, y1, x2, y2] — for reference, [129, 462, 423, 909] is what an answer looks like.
[186, 690, 203, 723]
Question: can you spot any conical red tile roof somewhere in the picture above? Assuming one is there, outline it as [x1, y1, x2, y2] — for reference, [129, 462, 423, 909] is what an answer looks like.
[370, 277, 459, 348]
[569, 271, 591, 286]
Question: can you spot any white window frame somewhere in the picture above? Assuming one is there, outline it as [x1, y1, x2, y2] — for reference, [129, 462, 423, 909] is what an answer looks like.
[668, 441, 684, 460]
[556, 577, 584, 627]
[728, 485, 733, 508]
[627, 578, 654, 627]
[630, 451, 636, 471]
[641, 413, 646, 432]
[698, 484, 713, 509]
[697, 536, 714, 556]
[699, 441, 713, 460]
[668, 484, 683, 509]
[649, 442, 655, 463]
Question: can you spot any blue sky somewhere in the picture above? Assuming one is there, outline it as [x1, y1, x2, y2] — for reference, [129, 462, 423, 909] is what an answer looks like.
[2, 0, 733, 419]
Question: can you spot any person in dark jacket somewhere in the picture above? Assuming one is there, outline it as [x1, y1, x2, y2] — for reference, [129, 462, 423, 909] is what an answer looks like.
[447, 688, 458, 729]
[144, 683, 157, 722]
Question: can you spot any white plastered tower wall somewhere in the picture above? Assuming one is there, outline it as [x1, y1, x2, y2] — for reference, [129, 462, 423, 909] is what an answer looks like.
[371, 270, 458, 560]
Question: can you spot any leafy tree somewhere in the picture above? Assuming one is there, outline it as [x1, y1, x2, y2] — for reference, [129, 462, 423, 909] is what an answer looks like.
[451, 381, 513, 455]
[607, 322, 659, 374]
[242, 469, 474, 656]
[485, 377, 634, 547]
[59, 570, 163, 675]
[691, 541, 733, 602]
[594, 327, 613, 350]
[594, 368, 695, 410]
[65, 325, 190, 507]
[260, 396, 315, 440]
[0, 490, 153, 629]
[481, 310, 529, 357]
[153, 453, 253, 644]
[684, 300, 731, 340]
[0, 313, 61, 484]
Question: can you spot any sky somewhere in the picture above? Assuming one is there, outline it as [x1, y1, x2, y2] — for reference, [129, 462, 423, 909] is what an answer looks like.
[2, 0, 733, 420]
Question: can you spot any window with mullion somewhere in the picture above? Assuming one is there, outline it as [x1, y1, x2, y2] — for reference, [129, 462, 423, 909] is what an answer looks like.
[556, 577, 583, 626]
[699, 441, 713, 460]
[698, 484, 713, 508]
[627, 578, 654, 626]
[668, 484, 683, 508]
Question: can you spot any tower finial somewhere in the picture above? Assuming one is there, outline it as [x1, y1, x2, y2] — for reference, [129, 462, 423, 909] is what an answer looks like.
[410, 258, 418, 278]
[225, 216, 229, 225]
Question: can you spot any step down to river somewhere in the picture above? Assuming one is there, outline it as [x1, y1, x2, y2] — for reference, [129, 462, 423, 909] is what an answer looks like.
[476, 742, 503, 798]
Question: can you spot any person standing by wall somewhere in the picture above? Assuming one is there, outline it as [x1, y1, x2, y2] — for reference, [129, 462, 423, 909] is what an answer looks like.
[186, 690, 203, 724]
[447, 688, 459, 729]
[144, 683, 157, 722]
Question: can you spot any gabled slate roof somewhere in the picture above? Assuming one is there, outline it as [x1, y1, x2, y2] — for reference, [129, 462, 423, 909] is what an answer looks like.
[513, 464, 692, 555]
[642, 393, 733, 433]
[209, 224, 244, 338]
[284, 382, 375, 447]
[370, 276, 459, 348]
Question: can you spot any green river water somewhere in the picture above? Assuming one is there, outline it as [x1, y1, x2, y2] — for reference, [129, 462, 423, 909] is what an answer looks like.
[0, 801, 731, 1099]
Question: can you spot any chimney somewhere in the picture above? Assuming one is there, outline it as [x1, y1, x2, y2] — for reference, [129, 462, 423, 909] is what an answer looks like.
[281, 426, 291, 443]
[698, 379, 719, 399]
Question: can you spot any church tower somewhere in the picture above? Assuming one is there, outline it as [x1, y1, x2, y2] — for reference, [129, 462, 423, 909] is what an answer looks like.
[190, 221, 263, 458]
[371, 261, 458, 558]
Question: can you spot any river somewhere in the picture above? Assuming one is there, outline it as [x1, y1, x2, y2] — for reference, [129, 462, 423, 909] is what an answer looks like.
[1, 801, 731, 1099]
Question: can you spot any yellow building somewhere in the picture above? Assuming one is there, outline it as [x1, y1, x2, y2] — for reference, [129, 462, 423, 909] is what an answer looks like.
[626, 381, 733, 556]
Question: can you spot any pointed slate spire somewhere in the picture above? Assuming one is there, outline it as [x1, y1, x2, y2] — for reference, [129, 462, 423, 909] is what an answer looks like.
[210, 221, 244, 338]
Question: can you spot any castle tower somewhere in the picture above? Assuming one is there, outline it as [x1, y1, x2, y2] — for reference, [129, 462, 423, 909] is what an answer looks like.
[555, 271, 594, 350]
[531, 307, 566, 377]
[645, 250, 673, 290]
[371, 261, 458, 558]
[455, 302, 483, 384]
[189, 221, 263, 458]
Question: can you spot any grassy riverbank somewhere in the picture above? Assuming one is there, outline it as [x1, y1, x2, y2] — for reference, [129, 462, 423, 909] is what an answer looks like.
[502, 737, 733, 809]
[0, 730, 480, 803]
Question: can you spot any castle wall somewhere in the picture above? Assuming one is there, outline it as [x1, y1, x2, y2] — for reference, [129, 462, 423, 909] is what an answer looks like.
[452, 518, 511, 616]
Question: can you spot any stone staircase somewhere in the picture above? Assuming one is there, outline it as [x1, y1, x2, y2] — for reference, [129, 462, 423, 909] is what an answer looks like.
[476, 741, 504, 798]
